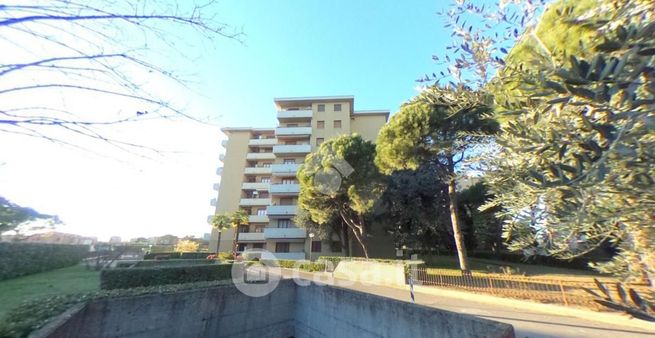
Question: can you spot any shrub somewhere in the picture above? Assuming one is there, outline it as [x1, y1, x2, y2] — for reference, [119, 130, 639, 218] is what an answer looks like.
[0, 243, 88, 281]
[264, 259, 326, 272]
[100, 264, 232, 290]
[0, 280, 234, 338]
[142, 252, 215, 260]
[114, 259, 215, 269]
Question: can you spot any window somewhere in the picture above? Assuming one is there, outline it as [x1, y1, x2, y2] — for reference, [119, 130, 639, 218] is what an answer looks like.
[275, 242, 290, 253]
[334, 103, 342, 112]
[257, 208, 267, 216]
[278, 219, 291, 228]
[333, 120, 342, 128]
[237, 243, 247, 252]
[317, 104, 325, 112]
[253, 243, 264, 249]
[283, 159, 295, 164]
[262, 162, 272, 168]
[316, 138, 324, 146]
[238, 225, 249, 233]
[260, 177, 270, 183]
[317, 120, 325, 129]
[287, 123, 298, 127]
[282, 179, 296, 184]
[280, 197, 294, 205]
[311, 241, 322, 253]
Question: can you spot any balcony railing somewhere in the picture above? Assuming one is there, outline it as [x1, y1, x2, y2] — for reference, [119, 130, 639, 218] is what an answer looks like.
[241, 182, 269, 190]
[273, 144, 311, 155]
[266, 205, 297, 217]
[248, 138, 277, 146]
[269, 183, 300, 195]
[239, 198, 271, 206]
[271, 163, 300, 176]
[244, 167, 272, 175]
[264, 227, 306, 239]
[246, 152, 276, 160]
[212, 183, 220, 191]
[216, 167, 223, 175]
[275, 126, 312, 138]
[210, 198, 217, 207]
[277, 110, 312, 120]
[248, 215, 269, 223]
[237, 232, 266, 242]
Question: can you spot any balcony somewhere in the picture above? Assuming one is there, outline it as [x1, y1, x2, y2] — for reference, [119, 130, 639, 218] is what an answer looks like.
[248, 215, 269, 223]
[264, 227, 306, 239]
[271, 163, 300, 176]
[266, 205, 297, 217]
[277, 110, 312, 120]
[210, 198, 217, 207]
[212, 183, 220, 191]
[239, 198, 271, 206]
[270, 183, 300, 196]
[237, 232, 266, 242]
[261, 252, 306, 260]
[273, 144, 311, 156]
[216, 167, 223, 175]
[246, 152, 275, 160]
[221, 140, 228, 147]
[248, 138, 277, 146]
[219, 154, 225, 161]
[244, 167, 272, 175]
[275, 126, 312, 138]
[241, 182, 269, 190]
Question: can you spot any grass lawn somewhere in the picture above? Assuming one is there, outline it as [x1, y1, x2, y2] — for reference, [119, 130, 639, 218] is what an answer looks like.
[421, 255, 606, 280]
[0, 264, 100, 318]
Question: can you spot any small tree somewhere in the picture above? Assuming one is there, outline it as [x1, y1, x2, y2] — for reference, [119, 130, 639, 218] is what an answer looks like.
[174, 240, 199, 253]
[298, 135, 385, 258]
[0, 196, 60, 235]
[376, 86, 498, 272]
[211, 210, 249, 256]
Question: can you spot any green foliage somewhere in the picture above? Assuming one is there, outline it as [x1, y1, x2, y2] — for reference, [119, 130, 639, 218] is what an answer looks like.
[174, 240, 199, 252]
[0, 243, 88, 281]
[211, 210, 248, 231]
[0, 197, 59, 233]
[100, 263, 232, 290]
[487, 0, 655, 281]
[143, 252, 214, 260]
[583, 279, 655, 322]
[376, 164, 452, 251]
[264, 259, 326, 272]
[114, 259, 214, 268]
[457, 182, 503, 253]
[0, 280, 234, 338]
[298, 135, 385, 257]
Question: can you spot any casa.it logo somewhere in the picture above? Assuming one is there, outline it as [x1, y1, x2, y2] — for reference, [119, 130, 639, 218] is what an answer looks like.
[309, 153, 354, 195]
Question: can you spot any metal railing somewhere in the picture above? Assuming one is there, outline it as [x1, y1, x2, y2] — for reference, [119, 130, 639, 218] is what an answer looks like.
[410, 267, 652, 310]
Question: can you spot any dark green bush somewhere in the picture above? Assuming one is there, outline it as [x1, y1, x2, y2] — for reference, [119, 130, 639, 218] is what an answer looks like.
[142, 252, 215, 260]
[114, 259, 216, 269]
[0, 243, 88, 281]
[0, 280, 234, 338]
[100, 263, 232, 290]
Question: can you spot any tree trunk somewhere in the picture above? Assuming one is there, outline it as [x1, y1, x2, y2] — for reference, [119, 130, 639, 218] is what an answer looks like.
[216, 230, 222, 253]
[232, 228, 240, 258]
[447, 159, 470, 272]
[341, 226, 350, 257]
[350, 228, 369, 258]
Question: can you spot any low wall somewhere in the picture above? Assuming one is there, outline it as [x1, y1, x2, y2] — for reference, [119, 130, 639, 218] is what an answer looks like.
[333, 260, 406, 286]
[34, 280, 514, 338]
[296, 284, 515, 338]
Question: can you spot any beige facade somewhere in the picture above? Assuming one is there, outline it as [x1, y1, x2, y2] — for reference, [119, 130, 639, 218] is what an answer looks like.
[209, 96, 390, 260]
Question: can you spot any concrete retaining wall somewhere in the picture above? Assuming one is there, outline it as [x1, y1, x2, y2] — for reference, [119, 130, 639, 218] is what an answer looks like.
[295, 284, 515, 338]
[35, 280, 514, 338]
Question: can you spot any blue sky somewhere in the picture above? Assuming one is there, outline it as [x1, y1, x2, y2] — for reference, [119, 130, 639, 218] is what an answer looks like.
[0, 0, 457, 241]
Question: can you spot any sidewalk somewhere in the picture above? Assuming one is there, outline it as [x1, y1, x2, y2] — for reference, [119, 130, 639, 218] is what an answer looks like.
[279, 269, 655, 338]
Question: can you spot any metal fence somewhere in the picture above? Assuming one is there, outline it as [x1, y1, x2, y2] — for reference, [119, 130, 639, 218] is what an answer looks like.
[410, 267, 652, 310]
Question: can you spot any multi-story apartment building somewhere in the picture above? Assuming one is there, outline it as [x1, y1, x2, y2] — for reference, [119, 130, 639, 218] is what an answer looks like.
[208, 96, 389, 260]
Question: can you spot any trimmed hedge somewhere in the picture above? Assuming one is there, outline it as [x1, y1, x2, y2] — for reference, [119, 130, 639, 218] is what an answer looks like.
[100, 263, 232, 290]
[0, 280, 234, 338]
[0, 243, 88, 281]
[265, 259, 326, 272]
[142, 252, 215, 260]
[114, 259, 216, 269]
